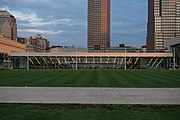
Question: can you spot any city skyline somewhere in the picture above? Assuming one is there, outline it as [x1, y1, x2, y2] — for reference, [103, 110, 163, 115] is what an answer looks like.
[0, 0, 147, 48]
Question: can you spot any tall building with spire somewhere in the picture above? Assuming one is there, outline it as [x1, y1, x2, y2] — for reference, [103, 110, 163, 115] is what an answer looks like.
[147, 0, 180, 51]
[0, 10, 17, 41]
[88, 0, 110, 52]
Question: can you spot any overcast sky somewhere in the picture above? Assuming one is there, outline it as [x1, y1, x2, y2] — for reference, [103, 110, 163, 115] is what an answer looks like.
[0, 0, 148, 48]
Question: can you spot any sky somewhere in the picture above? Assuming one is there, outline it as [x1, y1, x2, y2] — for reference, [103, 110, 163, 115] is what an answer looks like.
[0, 0, 148, 48]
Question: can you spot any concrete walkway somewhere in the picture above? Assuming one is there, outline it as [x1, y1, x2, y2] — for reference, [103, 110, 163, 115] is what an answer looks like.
[0, 87, 180, 104]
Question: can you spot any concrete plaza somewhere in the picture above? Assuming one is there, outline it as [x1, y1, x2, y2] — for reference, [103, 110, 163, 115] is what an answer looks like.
[0, 87, 180, 104]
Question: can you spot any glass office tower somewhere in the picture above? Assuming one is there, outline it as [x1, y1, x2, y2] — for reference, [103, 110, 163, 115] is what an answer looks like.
[147, 0, 180, 51]
[88, 0, 110, 52]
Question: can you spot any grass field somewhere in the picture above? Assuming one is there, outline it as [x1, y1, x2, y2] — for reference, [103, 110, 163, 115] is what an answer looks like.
[1, 70, 180, 120]
[0, 69, 180, 87]
[0, 104, 180, 120]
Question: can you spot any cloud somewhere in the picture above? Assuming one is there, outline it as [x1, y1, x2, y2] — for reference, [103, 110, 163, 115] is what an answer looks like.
[20, 18, 86, 27]
[18, 29, 63, 35]
[1, 6, 86, 27]
[120, 29, 146, 34]
[114, 28, 146, 34]
[0, 6, 42, 21]
[18, 0, 56, 6]
[20, 18, 71, 27]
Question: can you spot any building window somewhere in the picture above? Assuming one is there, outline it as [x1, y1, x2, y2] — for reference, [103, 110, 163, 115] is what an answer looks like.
[94, 45, 101, 50]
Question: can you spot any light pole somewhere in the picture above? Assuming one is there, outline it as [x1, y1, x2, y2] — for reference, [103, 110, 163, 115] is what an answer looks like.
[173, 48, 176, 70]
[76, 47, 77, 70]
[125, 48, 127, 70]
[27, 50, 29, 70]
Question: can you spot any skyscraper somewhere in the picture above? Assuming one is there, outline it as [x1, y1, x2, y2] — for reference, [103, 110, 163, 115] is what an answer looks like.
[88, 0, 110, 52]
[147, 0, 180, 51]
[0, 10, 17, 41]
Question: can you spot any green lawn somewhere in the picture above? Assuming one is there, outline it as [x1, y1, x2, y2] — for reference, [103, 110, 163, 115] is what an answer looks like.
[0, 69, 180, 87]
[0, 104, 180, 120]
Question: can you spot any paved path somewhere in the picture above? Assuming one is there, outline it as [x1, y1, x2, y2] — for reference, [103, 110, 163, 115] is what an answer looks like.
[0, 87, 180, 104]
